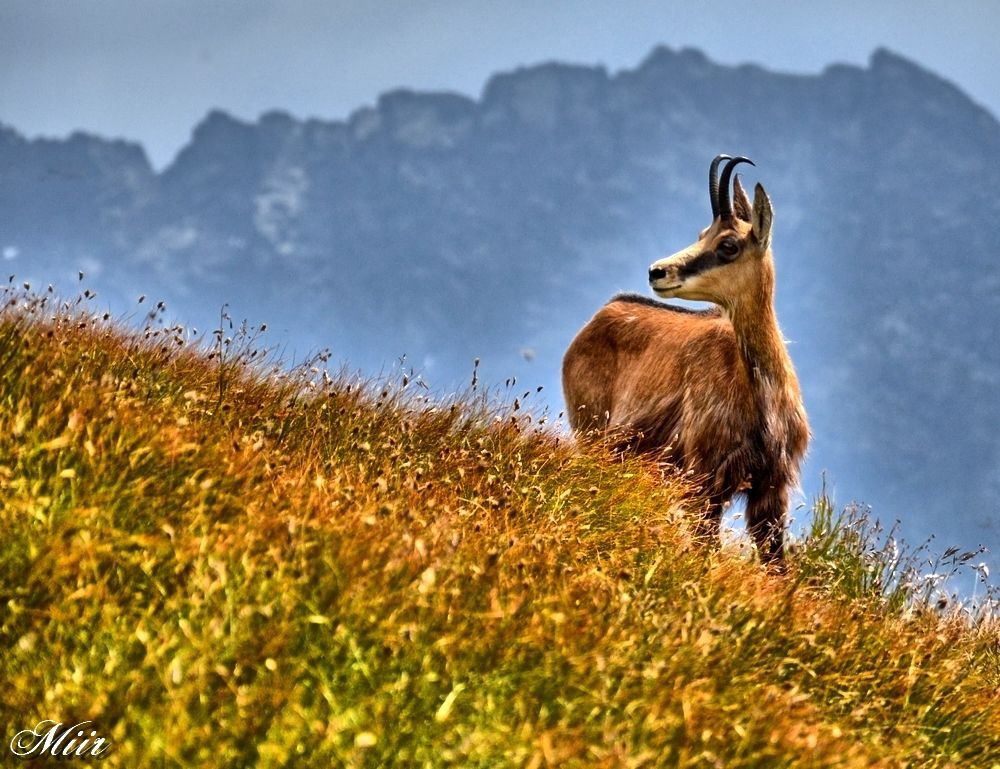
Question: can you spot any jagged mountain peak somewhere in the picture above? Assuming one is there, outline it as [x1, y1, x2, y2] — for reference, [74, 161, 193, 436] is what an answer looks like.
[635, 44, 720, 77]
[869, 46, 940, 79]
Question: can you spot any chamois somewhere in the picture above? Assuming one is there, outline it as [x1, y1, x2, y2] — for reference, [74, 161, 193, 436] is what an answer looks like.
[562, 155, 809, 565]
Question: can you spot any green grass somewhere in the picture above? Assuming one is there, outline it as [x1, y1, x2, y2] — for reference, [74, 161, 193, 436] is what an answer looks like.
[1, 287, 999, 768]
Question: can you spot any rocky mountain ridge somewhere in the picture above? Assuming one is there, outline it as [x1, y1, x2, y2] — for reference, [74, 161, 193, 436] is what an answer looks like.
[2, 46, 999, 568]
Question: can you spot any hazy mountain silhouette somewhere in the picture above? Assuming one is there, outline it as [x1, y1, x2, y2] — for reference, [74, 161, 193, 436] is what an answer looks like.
[3, 46, 998, 573]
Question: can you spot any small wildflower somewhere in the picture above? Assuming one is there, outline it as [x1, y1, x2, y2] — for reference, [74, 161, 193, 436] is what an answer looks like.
[354, 732, 376, 748]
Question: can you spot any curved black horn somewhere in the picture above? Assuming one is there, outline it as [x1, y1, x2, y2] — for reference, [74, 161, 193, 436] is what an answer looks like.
[718, 156, 755, 221]
[709, 154, 731, 219]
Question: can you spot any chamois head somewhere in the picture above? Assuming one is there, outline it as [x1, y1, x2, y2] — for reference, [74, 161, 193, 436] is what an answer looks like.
[648, 155, 774, 312]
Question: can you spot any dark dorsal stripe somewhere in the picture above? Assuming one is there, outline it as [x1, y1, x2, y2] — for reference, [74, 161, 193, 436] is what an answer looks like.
[609, 292, 720, 317]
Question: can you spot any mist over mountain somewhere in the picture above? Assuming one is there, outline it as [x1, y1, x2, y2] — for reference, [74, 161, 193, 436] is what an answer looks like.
[3, 46, 999, 573]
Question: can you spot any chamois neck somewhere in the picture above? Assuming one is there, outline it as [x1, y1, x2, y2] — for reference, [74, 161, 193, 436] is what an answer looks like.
[723, 270, 791, 386]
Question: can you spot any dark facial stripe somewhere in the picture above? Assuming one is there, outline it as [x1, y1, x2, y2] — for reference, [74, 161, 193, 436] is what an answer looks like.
[678, 250, 725, 279]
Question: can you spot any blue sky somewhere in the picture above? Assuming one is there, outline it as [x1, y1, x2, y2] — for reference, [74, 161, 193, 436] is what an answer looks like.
[1, 0, 997, 169]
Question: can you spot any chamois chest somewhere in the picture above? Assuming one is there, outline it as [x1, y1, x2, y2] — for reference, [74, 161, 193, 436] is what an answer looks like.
[629, 310, 806, 495]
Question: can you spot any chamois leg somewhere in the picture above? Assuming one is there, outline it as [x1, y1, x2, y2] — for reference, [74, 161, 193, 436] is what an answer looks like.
[746, 484, 787, 569]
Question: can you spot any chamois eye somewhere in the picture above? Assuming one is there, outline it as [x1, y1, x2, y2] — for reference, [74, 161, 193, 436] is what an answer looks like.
[717, 238, 741, 261]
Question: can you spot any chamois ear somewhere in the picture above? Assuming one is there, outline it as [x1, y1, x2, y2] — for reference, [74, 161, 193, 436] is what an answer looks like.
[751, 183, 773, 250]
[732, 174, 752, 222]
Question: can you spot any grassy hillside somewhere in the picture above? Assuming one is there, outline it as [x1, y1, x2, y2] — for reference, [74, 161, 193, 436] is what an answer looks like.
[1, 288, 999, 768]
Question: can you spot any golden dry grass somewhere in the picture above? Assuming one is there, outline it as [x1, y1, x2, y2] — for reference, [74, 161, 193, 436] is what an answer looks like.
[1, 287, 999, 768]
